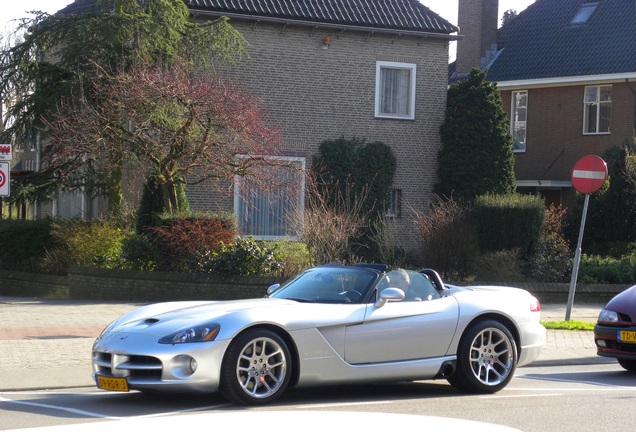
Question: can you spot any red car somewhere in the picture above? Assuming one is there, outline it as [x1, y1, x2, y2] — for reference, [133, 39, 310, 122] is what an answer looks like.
[595, 285, 636, 371]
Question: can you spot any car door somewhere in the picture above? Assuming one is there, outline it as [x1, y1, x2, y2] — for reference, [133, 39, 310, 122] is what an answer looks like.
[344, 295, 459, 364]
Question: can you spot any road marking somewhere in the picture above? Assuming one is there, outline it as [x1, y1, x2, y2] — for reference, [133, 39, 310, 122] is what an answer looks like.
[0, 397, 122, 419]
[296, 401, 393, 409]
[0, 395, 230, 420]
[479, 393, 562, 399]
[520, 375, 636, 389]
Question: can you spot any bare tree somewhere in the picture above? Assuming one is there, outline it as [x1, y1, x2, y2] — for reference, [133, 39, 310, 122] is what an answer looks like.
[46, 61, 282, 212]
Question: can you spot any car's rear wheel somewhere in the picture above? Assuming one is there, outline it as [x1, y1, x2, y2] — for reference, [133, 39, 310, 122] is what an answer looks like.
[220, 329, 292, 405]
[448, 320, 517, 393]
[618, 358, 636, 372]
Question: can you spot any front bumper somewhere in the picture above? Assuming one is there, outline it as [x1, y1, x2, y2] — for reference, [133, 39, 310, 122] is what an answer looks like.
[594, 324, 636, 360]
[92, 331, 231, 393]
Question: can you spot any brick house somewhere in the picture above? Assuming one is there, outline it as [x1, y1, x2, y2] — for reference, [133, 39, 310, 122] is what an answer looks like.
[32, 0, 459, 256]
[452, 0, 636, 208]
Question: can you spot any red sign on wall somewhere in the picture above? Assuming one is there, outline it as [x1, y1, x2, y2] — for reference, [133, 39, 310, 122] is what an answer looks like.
[0, 144, 12, 161]
[571, 155, 608, 194]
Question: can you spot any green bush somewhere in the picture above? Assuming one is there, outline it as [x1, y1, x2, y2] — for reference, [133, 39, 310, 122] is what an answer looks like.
[269, 240, 314, 277]
[435, 68, 516, 201]
[414, 197, 480, 281]
[137, 174, 190, 233]
[474, 193, 545, 257]
[39, 220, 130, 274]
[578, 254, 636, 284]
[525, 205, 573, 282]
[0, 219, 55, 272]
[474, 249, 526, 282]
[206, 237, 282, 276]
[120, 234, 158, 271]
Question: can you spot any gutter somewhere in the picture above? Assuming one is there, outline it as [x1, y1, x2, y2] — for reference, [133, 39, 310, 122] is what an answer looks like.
[190, 9, 463, 41]
[627, 78, 636, 136]
[496, 72, 636, 90]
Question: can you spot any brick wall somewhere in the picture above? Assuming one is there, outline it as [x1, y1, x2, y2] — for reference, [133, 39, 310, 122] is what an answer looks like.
[0, 268, 283, 302]
[500, 82, 636, 208]
[185, 20, 451, 255]
[456, 0, 498, 74]
[0, 268, 627, 304]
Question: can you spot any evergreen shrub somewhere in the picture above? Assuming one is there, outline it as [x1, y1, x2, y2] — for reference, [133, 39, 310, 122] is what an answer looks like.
[474, 194, 545, 257]
[578, 254, 636, 284]
[0, 219, 55, 272]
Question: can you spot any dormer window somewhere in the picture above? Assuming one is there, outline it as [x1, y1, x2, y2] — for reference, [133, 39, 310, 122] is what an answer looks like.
[570, 2, 598, 25]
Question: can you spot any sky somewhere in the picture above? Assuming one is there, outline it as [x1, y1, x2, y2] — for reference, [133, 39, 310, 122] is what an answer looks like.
[1, 0, 536, 58]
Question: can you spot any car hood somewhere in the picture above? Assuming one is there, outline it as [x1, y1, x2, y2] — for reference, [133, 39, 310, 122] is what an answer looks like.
[102, 298, 364, 338]
[605, 285, 636, 319]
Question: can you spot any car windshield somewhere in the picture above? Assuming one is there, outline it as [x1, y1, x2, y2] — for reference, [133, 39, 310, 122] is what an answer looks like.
[269, 266, 378, 304]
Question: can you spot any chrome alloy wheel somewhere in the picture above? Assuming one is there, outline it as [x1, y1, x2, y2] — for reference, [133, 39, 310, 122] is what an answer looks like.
[468, 327, 514, 386]
[236, 336, 288, 399]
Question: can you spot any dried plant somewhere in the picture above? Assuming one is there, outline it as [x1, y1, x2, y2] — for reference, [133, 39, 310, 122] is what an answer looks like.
[289, 174, 369, 265]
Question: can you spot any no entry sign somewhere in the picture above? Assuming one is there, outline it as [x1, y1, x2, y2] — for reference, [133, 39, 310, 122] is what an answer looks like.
[0, 162, 10, 197]
[571, 155, 608, 194]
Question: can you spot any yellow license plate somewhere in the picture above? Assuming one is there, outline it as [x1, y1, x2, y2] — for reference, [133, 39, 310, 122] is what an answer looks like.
[619, 331, 636, 344]
[97, 376, 129, 392]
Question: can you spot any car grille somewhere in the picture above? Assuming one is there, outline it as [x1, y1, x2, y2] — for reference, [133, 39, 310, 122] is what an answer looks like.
[93, 351, 162, 379]
[604, 341, 636, 353]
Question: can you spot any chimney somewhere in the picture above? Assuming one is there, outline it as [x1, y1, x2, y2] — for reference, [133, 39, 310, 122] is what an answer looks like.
[456, 0, 499, 74]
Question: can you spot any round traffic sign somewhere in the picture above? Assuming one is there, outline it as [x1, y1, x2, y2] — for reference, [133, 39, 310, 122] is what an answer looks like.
[571, 155, 607, 194]
[0, 168, 5, 188]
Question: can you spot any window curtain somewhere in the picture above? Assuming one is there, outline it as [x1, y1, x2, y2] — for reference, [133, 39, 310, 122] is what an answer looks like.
[380, 68, 410, 116]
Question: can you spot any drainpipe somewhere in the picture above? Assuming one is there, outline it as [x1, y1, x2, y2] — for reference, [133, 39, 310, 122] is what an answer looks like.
[627, 78, 636, 136]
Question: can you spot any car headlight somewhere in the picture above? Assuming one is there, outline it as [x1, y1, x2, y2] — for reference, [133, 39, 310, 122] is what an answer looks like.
[159, 322, 221, 344]
[598, 309, 619, 323]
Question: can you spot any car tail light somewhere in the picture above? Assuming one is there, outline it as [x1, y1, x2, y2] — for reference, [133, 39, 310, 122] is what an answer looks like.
[530, 296, 541, 313]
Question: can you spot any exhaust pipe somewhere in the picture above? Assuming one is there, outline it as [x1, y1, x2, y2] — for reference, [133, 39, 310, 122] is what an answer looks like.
[435, 360, 456, 378]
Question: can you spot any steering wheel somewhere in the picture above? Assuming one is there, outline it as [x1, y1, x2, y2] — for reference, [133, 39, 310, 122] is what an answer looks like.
[340, 290, 362, 303]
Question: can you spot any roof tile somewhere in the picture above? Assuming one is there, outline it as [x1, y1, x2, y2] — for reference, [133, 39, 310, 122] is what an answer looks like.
[487, 0, 636, 81]
[57, 0, 457, 34]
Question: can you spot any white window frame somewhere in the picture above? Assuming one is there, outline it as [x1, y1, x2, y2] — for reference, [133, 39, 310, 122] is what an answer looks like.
[583, 85, 612, 135]
[386, 188, 402, 218]
[375, 61, 416, 120]
[234, 156, 306, 240]
[511, 90, 528, 153]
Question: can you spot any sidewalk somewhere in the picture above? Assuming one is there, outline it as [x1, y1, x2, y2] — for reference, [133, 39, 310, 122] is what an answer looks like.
[0, 296, 610, 392]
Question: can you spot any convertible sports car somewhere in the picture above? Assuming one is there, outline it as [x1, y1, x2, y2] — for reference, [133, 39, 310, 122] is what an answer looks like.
[595, 284, 636, 371]
[92, 264, 546, 405]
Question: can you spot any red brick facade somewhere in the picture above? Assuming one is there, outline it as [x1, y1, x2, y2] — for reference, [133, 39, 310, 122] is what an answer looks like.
[500, 82, 636, 208]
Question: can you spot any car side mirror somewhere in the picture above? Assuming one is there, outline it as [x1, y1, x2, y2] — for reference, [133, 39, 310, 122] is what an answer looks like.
[374, 287, 405, 308]
[267, 283, 281, 295]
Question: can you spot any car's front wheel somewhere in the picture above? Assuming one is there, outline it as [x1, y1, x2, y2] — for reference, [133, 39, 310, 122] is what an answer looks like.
[220, 329, 292, 405]
[618, 358, 636, 372]
[448, 320, 517, 393]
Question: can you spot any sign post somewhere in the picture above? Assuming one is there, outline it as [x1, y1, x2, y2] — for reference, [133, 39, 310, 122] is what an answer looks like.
[566, 155, 608, 320]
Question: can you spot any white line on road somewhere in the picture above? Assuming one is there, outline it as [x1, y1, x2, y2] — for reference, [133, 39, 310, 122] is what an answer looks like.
[479, 393, 562, 399]
[0, 397, 122, 420]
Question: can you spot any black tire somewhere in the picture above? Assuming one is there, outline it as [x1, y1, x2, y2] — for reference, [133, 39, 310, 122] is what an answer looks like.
[220, 329, 292, 405]
[618, 358, 636, 372]
[448, 320, 517, 393]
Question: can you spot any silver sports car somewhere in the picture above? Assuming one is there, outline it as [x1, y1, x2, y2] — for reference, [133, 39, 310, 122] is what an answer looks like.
[92, 264, 546, 405]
